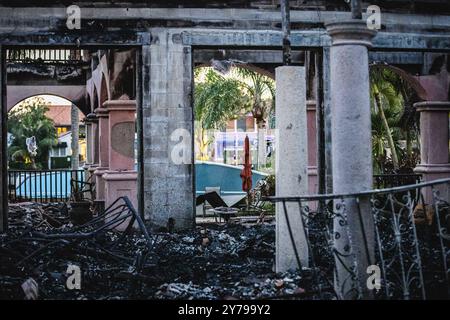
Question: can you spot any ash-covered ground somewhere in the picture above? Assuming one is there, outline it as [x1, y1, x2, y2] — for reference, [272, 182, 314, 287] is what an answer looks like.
[0, 203, 321, 300]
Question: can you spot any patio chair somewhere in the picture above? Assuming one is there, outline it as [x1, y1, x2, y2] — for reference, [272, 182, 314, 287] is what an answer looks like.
[202, 186, 221, 220]
[196, 188, 248, 222]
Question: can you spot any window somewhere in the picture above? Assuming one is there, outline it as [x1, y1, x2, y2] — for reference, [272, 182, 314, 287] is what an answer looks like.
[57, 127, 68, 136]
[51, 146, 67, 157]
[236, 118, 246, 132]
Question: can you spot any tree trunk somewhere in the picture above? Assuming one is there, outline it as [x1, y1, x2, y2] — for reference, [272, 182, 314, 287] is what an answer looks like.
[197, 126, 209, 161]
[71, 104, 80, 170]
[374, 91, 399, 170]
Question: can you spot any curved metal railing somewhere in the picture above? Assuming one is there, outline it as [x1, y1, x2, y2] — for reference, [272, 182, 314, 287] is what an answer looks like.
[267, 178, 450, 300]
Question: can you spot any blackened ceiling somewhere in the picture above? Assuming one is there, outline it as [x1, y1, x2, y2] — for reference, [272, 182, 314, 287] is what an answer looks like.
[0, 1, 448, 15]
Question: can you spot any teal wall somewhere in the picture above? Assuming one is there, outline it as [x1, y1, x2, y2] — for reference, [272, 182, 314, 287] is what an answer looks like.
[195, 161, 268, 195]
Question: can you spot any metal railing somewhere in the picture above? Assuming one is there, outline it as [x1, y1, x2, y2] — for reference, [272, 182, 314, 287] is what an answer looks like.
[373, 173, 422, 188]
[4, 196, 153, 276]
[268, 178, 450, 300]
[8, 169, 85, 203]
[6, 49, 83, 63]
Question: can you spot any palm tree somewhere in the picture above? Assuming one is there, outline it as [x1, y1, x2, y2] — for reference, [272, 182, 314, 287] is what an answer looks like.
[370, 67, 403, 170]
[194, 66, 275, 166]
[370, 65, 420, 173]
[380, 66, 420, 158]
[234, 67, 275, 168]
[194, 69, 250, 161]
[8, 97, 57, 169]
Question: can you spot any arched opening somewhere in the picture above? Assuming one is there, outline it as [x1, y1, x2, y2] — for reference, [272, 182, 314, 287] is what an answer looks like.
[193, 64, 275, 221]
[369, 63, 426, 177]
[7, 94, 86, 202]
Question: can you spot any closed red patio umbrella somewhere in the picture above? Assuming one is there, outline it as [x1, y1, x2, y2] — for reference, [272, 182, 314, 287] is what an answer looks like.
[240, 135, 252, 194]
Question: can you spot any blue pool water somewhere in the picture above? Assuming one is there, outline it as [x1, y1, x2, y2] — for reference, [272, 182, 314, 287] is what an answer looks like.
[195, 161, 268, 195]
[12, 162, 268, 199]
[13, 171, 85, 199]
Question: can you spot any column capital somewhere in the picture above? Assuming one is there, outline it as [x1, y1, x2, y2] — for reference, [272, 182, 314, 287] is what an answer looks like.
[414, 101, 450, 112]
[85, 112, 98, 123]
[325, 20, 376, 47]
[103, 99, 137, 112]
[306, 100, 316, 111]
[95, 107, 109, 117]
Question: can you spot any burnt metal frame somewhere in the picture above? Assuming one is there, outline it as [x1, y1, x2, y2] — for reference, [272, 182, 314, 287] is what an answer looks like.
[7, 196, 154, 273]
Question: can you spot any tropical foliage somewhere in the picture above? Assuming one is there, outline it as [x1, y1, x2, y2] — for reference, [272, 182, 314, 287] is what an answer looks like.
[194, 68, 250, 160]
[194, 66, 275, 165]
[195, 69, 250, 131]
[370, 65, 420, 174]
[234, 68, 275, 168]
[7, 97, 57, 169]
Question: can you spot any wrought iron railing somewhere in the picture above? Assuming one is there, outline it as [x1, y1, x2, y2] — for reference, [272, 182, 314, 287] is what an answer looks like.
[8, 169, 85, 203]
[268, 178, 450, 300]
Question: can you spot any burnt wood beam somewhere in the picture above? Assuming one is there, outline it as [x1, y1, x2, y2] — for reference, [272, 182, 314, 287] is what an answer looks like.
[280, 0, 291, 65]
[0, 28, 448, 52]
[193, 49, 304, 64]
[0, 9, 449, 32]
[182, 30, 450, 51]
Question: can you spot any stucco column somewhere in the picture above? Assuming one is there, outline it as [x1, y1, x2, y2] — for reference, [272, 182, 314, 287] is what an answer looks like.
[414, 101, 450, 202]
[326, 20, 376, 299]
[142, 29, 194, 231]
[93, 105, 110, 203]
[275, 66, 309, 272]
[84, 119, 93, 166]
[85, 113, 99, 189]
[82, 117, 93, 201]
[307, 100, 318, 195]
[82, 117, 92, 171]
[92, 116, 100, 165]
[102, 99, 137, 211]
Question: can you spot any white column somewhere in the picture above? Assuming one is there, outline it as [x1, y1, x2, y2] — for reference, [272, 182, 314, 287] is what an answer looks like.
[326, 20, 376, 299]
[142, 29, 194, 230]
[275, 66, 309, 272]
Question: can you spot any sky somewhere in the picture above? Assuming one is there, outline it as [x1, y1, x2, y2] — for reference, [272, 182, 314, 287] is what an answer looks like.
[33, 95, 72, 105]
[14, 94, 72, 109]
